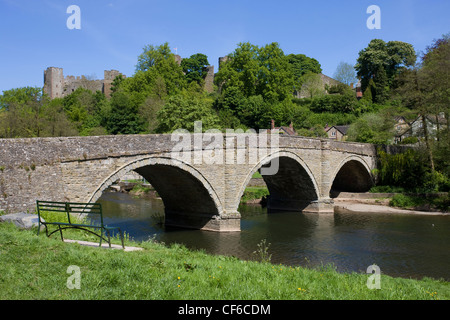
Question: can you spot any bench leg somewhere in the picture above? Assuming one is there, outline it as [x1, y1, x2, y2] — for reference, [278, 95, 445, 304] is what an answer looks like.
[58, 225, 64, 242]
[119, 229, 124, 249]
[99, 229, 103, 248]
[107, 230, 112, 248]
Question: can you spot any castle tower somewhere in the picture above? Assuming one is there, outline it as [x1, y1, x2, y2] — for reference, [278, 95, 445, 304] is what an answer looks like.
[103, 70, 124, 98]
[204, 65, 215, 93]
[43, 67, 64, 99]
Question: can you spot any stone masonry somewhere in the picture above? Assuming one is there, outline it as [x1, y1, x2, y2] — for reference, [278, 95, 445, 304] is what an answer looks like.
[0, 134, 390, 232]
[43, 67, 125, 99]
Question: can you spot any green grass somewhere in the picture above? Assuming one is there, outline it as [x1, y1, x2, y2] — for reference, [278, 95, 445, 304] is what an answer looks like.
[389, 193, 449, 212]
[37, 210, 130, 245]
[240, 187, 269, 203]
[0, 222, 448, 300]
[369, 185, 406, 193]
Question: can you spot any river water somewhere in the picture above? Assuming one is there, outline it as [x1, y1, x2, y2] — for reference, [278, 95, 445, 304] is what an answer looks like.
[96, 191, 450, 281]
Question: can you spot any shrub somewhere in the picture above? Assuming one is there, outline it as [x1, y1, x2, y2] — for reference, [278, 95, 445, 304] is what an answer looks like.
[389, 194, 423, 208]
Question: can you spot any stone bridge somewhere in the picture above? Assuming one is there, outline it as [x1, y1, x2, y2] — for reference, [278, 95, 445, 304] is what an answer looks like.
[0, 134, 386, 232]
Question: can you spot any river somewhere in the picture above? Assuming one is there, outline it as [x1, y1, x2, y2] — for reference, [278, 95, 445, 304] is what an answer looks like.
[96, 191, 450, 281]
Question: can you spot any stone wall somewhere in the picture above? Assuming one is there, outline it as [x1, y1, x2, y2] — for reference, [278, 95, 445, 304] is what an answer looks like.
[0, 134, 379, 231]
[43, 67, 125, 99]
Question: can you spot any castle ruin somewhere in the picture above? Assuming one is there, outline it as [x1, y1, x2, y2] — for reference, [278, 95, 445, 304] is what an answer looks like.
[43, 67, 125, 99]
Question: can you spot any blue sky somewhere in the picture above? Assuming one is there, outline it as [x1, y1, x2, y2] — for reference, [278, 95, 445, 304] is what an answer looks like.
[0, 0, 449, 94]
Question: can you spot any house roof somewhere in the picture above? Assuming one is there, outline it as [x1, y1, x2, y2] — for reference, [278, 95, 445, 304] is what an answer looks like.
[274, 126, 296, 136]
[411, 114, 448, 125]
[326, 125, 350, 135]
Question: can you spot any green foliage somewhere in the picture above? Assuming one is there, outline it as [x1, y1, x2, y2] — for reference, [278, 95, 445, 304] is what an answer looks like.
[106, 91, 145, 134]
[215, 42, 295, 102]
[0, 86, 42, 110]
[156, 92, 221, 133]
[333, 61, 357, 86]
[1, 222, 449, 300]
[287, 53, 322, 89]
[378, 149, 429, 190]
[181, 53, 210, 85]
[240, 187, 269, 203]
[347, 113, 394, 144]
[252, 239, 272, 263]
[0, 88, 77, 138]
[369, 185, 406, 193]
[399, 136, 418, 145]
[309, 91, 358, 113]
[389, 194, 425, 208]
[355, 39, 416, 101]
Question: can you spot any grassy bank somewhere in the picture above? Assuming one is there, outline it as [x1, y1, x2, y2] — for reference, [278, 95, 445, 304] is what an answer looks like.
[0, 222, 448, 300]
[369, 186, 449, 212]
[240, 187, 269, 204]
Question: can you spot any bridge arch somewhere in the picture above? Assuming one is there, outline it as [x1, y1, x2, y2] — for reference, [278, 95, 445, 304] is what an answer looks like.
[235, 150, 320, 213]
[329, 155, 374, 197]
[88, 156, 224, 230]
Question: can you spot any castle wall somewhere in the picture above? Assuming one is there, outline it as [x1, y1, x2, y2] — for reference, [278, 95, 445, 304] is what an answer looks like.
[43, 67, 124, 99]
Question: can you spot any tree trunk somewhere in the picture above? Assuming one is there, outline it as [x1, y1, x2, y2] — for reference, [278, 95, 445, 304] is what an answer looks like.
[421, 114, 435, 172]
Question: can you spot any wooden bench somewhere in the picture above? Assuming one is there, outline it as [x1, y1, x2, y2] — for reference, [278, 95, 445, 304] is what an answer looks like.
[36, 200, 124, 249]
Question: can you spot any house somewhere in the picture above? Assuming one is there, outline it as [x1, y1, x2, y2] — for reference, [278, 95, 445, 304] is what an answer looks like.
[396, 114, 447, 142]
[355, 80, 363, 100]
[269, 120, 297, 136]
[325, 125, 350, 141]
[393, 116, 411, 144]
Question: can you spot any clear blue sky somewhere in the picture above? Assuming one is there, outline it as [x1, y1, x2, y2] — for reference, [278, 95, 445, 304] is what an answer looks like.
[0, 0, 449, 94]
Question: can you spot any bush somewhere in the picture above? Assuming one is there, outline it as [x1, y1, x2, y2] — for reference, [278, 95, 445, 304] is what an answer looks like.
[399, 136, 418, 145]
[369, 185, 406, 193]
[389, 194, 423, 208]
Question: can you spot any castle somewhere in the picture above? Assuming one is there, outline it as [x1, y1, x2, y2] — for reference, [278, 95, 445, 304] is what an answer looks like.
[43, 55, 345, 99]
[43, 67, 125, 99]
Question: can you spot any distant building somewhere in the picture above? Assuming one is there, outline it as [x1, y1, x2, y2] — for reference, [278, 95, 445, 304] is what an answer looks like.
[325, 125, 350, 141]
[43, 67, 125, 99]
[269, 119, 297, 136]
[393, 116, 411, 144]
[355, 80, 363, 100]
[398, 114, 447, 142]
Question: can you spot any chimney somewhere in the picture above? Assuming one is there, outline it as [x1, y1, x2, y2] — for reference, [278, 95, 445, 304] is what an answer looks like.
[289, 122, 293, 130]
[271, 119, 275, 129]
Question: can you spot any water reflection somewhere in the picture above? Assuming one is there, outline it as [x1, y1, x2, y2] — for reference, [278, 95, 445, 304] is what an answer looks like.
[96, 192, 450, 281]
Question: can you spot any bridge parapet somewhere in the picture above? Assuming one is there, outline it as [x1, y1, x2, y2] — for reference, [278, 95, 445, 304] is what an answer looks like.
[0, 134, 386, 231]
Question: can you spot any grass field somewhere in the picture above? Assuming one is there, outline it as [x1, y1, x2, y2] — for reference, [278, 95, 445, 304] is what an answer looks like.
[0, 222, 448, 300]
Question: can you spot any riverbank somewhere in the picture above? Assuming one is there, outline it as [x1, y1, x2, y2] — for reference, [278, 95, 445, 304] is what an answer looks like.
[0, 222, 448, 300]
[334, 192, 449, 215]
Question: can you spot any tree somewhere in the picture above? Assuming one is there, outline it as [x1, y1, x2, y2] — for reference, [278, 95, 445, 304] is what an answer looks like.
[347, 112, 394, 144]
[136, 42, 173, 72]
[156, 92, 221, 133]
[395, 34, 450, 175]
[298, 72, 324, 98]
[0, 88, 78, 138]
[181, 53, 210, 85]
[355, 39, 416, 101]
[106, 91, 145, 134]
[0, 87, 42, 110]
[132, 42, 186, 96]
[333, 62, 357, 86]
[215, 42, 295, 102]
[287, 53, 322, 92]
